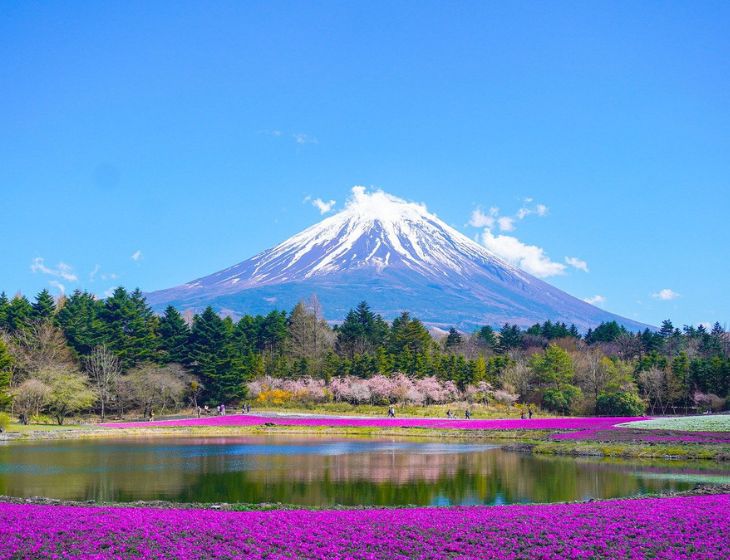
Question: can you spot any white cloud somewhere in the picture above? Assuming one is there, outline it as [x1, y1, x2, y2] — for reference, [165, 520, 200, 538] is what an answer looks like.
[652, 288, 680, 301]
[469, 200, 582, 279]
[472, 200, 547, 229]
[89, 264, 101, 281]
[583, 295, 606, 306]
[479, 230, 566, 278]
[469, 207, 498, 228]
[103, 287, 118, 298]
[30, 257, 78, 282]
[516, 201, 548, 220]
[565, 256, 589, 272]
[48, 280, 65, 295]
[304, 196, 336, 214]
[131, 250, 143, 262]
[292, 133, 318, 145]
[311, 198, 336, 214]
[497, 216, 515, 232]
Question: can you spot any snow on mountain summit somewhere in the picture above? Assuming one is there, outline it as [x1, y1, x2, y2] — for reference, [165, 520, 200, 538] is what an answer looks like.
[146, 187, 648, 331]
[192, 187, 524, 291]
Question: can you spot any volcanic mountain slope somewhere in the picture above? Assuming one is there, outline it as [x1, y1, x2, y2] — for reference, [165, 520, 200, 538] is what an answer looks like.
[146, 187, 647, 331]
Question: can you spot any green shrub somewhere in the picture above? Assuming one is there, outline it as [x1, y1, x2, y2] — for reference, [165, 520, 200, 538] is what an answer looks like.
[542, 385, 582, 415]
[0, 412, 10, 433]
[596, 391, 645, 416]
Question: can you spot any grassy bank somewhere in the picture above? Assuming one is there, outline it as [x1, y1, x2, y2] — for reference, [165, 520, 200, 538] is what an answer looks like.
[529, 440, 730, 461]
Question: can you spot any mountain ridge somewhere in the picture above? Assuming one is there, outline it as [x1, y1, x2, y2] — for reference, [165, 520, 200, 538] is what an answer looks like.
[146, 188, 649, 331]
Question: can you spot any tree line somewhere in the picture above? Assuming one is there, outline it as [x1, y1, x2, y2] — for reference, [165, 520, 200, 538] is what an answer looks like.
[0, 287, 728, 422]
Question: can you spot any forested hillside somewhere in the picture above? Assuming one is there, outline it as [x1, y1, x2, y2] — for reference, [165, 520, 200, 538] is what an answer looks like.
[0, 288, 728, 423]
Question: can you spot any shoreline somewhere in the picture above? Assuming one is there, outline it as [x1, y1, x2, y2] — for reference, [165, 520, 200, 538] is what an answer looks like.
[1, 484, 728, 512]
[3, 413, 730, 461]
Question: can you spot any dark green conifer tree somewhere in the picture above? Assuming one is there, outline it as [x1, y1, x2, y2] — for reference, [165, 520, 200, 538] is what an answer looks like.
[158, 306, 190, 364]
[0, 338, 13, 409]
[32, 289, 56, 321]
[6, 295, 33, 332]
[99, 288, 157, 368]
[0, 292, 10, 331]
[56, 290, 104, 356]
[445, 327, 462, 349]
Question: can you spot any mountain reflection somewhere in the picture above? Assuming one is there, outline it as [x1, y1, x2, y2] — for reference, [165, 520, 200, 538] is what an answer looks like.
[0, 436, 727, 506]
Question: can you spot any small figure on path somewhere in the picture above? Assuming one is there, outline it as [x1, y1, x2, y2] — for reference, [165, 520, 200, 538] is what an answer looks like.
[221, 404, 226, 416]
[388, 406, 396, 418]
[246, 404, 251, 413]
[520, 409, 525, 420]
[465, 409, 471, 420]
[528, 406, 533, 419]
[204, 405, 210, 415]
[149, 409, 155, 422]
[446, 409, 453, 419]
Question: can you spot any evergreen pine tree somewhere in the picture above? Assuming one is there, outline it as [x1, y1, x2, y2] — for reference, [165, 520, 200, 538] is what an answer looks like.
[56, 290, 105, 356]
[6, 294, 33, 332]
[158, 306, 190, 363]
[188, 307, 246, 402]
[497, 323, 523, 352]
[32, 289, 56, 322]
[0, 338, 13, 409]
[99, 288, 157, 368]
[0, 292, 10, 331]
[445, 327, 462, 349]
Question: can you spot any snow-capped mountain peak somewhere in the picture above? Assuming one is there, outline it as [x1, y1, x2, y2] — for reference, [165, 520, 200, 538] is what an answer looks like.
[146, 187, 648, 331]
[200, 187, 522, 289]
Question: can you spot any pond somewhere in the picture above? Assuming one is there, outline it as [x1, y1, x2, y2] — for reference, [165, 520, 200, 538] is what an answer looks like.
[1, 435, 728, 506]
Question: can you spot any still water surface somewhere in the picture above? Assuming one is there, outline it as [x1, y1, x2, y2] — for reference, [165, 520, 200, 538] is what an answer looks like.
[1, 436, 727, 506]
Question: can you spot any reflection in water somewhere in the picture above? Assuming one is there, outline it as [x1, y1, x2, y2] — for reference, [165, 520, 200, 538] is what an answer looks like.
[0, 436, 727, 506]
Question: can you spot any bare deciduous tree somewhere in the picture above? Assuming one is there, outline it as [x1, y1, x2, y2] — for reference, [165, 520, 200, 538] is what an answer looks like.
[84, 345, 121, 420]
[8, 321, 75, 382]
[127, 364, 186, 419]
[638, 367, 668, 415]
[12, 378, 51, 425]
[502, 359, 532, 403]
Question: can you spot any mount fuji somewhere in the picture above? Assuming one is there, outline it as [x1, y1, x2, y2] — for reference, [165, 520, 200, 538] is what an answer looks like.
[146, 187, 647, 331]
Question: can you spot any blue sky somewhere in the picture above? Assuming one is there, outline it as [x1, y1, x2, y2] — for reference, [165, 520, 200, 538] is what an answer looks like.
[1, 1, 728, 328]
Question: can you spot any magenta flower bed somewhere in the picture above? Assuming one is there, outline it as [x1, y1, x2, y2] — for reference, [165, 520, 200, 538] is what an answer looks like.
[0, 495, 727, 559]
[552, 428, 730, 445]
[104, 414, 646, 432]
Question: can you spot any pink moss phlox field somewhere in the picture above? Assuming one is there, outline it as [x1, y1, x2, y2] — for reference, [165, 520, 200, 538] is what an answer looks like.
[0, 495, 727, 559]
[551, 428, 730, 444]
[104, 414, 646, 432]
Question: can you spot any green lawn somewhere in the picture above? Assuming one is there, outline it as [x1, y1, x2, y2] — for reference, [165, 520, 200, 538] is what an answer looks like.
[4, 422, 84, 434]
[624, 415, 730, 432]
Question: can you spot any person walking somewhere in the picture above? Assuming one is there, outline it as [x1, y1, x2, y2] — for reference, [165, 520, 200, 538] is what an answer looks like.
[520, 409, 525, 420]
[388, 406, 395, 418]
[465, 409, 471, 420]
[528, 406, 533, 419]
